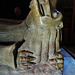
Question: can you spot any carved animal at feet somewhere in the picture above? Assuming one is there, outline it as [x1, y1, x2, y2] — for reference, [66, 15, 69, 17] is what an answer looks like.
[0, 0, 64, 75]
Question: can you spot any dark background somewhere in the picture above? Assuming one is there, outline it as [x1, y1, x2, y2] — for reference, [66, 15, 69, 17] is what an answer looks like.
[0, 0, 31, 20]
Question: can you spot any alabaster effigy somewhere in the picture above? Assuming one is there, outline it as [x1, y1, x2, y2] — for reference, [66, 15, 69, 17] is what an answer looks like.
[0, 0, 64, 75]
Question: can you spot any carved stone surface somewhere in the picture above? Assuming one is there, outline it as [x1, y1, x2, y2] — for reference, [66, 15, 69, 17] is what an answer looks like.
[0, 44, 15, 69]
[0, 0, 64, 75]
